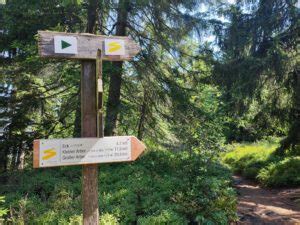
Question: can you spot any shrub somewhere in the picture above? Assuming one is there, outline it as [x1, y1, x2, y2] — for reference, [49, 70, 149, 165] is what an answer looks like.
[137, 210, 187, 225]
[99, 150, 237, 224]
[0, 196, 8, 224]
[1, 149, 237, 224]
[222, 140, 279, 179]
[257, 157, 300, 187]
[223, 140, 300, 188]
[99, 213, 119, 225]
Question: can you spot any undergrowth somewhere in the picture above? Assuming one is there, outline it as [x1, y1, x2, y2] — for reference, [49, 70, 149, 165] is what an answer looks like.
[0, 149, 237, 224]
[222, 139, 300, 187]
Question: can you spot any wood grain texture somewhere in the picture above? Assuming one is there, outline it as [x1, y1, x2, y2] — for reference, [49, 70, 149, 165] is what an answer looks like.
[38, 31, 140, 60]
[81, 60, 99, 224]
[33, 140, 40, 168]
[131, 136, 146, 161]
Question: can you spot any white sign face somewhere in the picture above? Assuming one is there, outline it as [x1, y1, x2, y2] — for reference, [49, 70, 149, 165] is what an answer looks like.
[54, 36, 78, 54]
[104, 39, 125, 55]
[38, 136, 131, 167]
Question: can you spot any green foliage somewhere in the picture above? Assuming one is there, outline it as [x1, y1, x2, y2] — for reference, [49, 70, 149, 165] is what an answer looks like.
[62, 0, 82, 7]
[0, 0, 84, 171]
[0, 150, 237, 224]
[0, 0, 298, 224]
[98, 150, 237, 224]
[222, 140, 279, 179]
[213, 0, 299, 149]
[257, 157, 300, 187]
[137, 210, 187, 225]
[1, 167, 81, 224]
[223, 139, 300, 187]
[99, 213, 119, 225]
[0, 196, 8, 219]
[62, 213, 119, 225]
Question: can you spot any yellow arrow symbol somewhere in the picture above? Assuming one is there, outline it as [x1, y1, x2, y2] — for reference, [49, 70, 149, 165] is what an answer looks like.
[42, 149, 57, 160]
[108, 42, 122, 53]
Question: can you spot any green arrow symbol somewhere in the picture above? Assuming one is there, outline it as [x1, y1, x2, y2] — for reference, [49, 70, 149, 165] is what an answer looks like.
[61, 40, 71, 49]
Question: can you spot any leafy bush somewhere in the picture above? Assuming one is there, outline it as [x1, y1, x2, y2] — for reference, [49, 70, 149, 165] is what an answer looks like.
[223, 140, 300, 187]
[257, 157, 300, 187]
[0, 196, 8, 224]
[99, 213, 119, 225]
[1, 168, 82, 224]
[0, 150, 237, 224]
[137, 210, 187, 225]
[222, 140, 279, 179]
[99, 150, 237, 224]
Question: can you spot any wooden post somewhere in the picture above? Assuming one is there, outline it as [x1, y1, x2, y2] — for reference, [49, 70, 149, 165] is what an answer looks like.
[81, 60, 99, 225]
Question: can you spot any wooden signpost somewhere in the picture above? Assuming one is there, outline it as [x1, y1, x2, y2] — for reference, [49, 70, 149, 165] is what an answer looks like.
[36, 30, 142, 225]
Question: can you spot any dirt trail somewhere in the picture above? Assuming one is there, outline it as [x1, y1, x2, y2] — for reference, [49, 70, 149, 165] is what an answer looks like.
[234, 175, 300, 225]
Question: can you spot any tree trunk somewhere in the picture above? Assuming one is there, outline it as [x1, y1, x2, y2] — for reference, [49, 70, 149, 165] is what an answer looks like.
[295, 71, 300, 148]
[73, 89, 81, 137]
[12, 142, 25, 170]
[16, 145, 25, 170]
[86, 0, 98, 33]
[137, 90, 147, 140]
[11, 144, 18, 170]
[104, 0, 129, 136]
[0, 146, 8, 172]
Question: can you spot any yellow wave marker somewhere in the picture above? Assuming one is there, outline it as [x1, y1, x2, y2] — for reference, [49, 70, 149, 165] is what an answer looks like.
[42, 149, 57, 160]
[108, 42, 122, 53]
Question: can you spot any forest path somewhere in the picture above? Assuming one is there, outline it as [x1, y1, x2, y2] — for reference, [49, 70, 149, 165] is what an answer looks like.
[234, 175, 300, 225]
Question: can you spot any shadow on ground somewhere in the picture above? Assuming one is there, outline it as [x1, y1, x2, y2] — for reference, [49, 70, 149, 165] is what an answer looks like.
[233, 175, 300, 225]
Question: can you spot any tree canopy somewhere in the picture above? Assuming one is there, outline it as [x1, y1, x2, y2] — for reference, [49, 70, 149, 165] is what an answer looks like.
[0, 0, 299, 170]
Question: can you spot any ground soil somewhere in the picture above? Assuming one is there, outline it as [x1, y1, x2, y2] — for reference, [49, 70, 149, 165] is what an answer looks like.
[234, 175, 300, 225]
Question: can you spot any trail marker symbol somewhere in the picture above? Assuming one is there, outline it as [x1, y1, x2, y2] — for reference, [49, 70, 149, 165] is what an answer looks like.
[104, 39, 125, 55]
[54, 35, 77, 54]
[42, 149, 57, 160]
[61, 40, 71, 49]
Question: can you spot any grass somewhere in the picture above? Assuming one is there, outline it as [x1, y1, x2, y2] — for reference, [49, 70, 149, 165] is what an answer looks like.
[222, 138, 300, 187]
[257, 157, 300, 187]
[222, 140, 279, 179]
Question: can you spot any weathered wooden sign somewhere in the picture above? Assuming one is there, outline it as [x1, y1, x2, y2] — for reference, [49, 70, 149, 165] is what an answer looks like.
[38, 31, 140, 60]
[33, 136, 145, 168]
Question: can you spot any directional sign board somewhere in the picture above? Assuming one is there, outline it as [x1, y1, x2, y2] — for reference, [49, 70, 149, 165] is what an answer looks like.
[38, 31, 140, 61]
[54, 36, 78, 54]
[33, 136, 145, 168]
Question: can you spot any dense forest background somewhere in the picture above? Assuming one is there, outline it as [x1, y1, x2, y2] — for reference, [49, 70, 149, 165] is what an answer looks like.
[0, 0, 299, 224]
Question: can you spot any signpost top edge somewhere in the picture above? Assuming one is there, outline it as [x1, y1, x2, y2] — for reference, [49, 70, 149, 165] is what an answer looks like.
[38, 30, 135, 40]
[36, 135, 136, 142]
